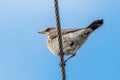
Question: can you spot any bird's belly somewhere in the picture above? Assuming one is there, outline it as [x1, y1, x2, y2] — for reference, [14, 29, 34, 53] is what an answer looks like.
[47, 31, 88, 56]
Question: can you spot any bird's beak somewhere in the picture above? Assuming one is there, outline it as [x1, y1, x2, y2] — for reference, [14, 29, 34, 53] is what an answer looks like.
[38, 30, 46, 34]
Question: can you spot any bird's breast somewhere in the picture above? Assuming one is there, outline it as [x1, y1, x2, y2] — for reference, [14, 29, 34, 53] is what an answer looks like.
[46, 29, 90, 56]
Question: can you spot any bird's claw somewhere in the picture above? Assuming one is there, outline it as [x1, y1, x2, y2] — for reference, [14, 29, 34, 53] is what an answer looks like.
[59, 61, 66, 67]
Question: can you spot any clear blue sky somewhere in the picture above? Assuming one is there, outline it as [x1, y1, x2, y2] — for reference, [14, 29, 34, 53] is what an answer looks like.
[0, 0, 120, 80]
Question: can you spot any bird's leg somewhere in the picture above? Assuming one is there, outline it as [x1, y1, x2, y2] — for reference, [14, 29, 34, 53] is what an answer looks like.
[59, 54, 76, 66]
[65, 54, 76, 62]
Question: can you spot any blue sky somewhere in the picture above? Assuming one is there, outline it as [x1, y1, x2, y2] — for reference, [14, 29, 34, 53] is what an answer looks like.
[0, 0, 120, 80]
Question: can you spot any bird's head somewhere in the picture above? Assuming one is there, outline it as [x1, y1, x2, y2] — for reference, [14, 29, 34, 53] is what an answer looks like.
[38, 27, 56, 35]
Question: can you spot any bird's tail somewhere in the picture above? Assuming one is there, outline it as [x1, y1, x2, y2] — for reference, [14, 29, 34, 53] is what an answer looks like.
[87, 19, 103, 31]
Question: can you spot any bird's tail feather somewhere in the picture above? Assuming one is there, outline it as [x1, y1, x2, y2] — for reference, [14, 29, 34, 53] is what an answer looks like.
[87, 19, 103, 31]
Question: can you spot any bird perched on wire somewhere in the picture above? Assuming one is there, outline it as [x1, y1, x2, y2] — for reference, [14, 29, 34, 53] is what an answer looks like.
[39, 19, 103, 62]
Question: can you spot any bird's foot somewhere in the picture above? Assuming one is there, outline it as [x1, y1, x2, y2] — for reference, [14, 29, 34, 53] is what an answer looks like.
[59, 61, 66, 67]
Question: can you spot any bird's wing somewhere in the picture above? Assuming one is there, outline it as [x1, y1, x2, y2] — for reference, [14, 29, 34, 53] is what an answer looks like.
[49, 28, 82, 39]
[61, 28, 82, 35]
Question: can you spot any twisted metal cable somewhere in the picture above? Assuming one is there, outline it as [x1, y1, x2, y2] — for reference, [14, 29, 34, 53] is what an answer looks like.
[54, 0, 66, 80]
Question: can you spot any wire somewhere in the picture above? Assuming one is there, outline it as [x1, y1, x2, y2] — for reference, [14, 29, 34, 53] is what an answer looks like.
[54, 0, 66, 80]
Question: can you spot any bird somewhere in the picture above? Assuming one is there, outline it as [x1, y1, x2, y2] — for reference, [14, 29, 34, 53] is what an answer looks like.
[38, 19, 103, 62]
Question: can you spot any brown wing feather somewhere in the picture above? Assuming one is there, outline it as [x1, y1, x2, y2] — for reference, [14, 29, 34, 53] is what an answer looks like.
[49, 28, 82, 39]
